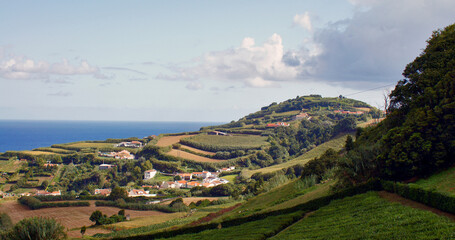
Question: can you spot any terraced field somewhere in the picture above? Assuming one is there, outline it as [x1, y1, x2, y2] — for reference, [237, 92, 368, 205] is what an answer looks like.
[181, 134, 268, 152]
[167, 149, 226, 163]
[270, 192, 455, 240]
[63, 142, 117, 149]
[243, 134, 349, 177]
[155, 135, 195, 147]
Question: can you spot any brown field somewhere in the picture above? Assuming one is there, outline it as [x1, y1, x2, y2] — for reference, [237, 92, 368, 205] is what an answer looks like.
[156, 135, 195, 147]
[0, 200, 170, 238]
[355, 107, 371, 112]
[180, 145, 216, 156]
[19, 151, 57, 155]
[357, 118, 385, 128]
[166, 149, 226, 163]
[160, 197, 227, 206]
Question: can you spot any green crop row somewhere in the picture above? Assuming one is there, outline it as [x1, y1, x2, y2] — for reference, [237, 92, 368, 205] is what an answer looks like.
[18, 196, 89, 209]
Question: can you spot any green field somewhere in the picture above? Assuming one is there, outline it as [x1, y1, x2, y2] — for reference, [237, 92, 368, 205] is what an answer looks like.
[32, 147, 76, 154]
[160, 210, 304, 240]
[220, 174, 237, 183]
[63, 142, 116, 149]
[414, 166, 455, 196]
[243, 134, 349, 177]
[181, 134, 268, 152]
[270, 192, 455, 240]
[0, 159, 22, 173]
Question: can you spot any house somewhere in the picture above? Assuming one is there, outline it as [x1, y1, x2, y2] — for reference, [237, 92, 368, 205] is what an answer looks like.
[128, 189, 156, 197]
[43, 161, 58, 168]
[115, 150, 134, 159]
[208, 131, 229, 136]
[294, 112, 310, 121]
[144, 169, 157, 180]
[217, 166, 235, 173]
[266, 122, 290, 128]
[116, 141, 143, 148]
[185, 182, 202, 189]
[192, 171, 210, 179]
[161, 181, 180, 189]
[36, 190, 61, 196]
[99, 164, 116, 170]
[177, 173, 193, 181]
[94, 188, 112, 196]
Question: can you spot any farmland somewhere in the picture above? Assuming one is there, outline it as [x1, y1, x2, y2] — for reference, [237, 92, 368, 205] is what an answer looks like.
[414, 166, 455, 196]
[167, 149, 226, 163]
[181, 134, 268, 152]
[62, 142, 116, 149]
[0, 200, 170, 238]
[270, 192, 455, 239]
[155, 135, 196, 147]
[243, 134, 349, 177]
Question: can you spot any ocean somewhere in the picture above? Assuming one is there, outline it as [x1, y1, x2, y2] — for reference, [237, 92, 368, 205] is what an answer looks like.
[0, 120, 222, 152]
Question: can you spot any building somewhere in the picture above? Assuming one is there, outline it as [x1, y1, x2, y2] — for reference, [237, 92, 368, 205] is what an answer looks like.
[99, 164, 116, 170]
[208, 131, 229, 136]
[294, 112, 310, 121]
[192, 171, 211, 179]
[35, 190, 61, 196]
[94, 188, 112, 196]
[128, 189, 156, 197]
[43, 161, 58, 167]
[116, 141, 142, 148]
[144, 169, 157, 180]
[266, 122, 290, 128]
[177, 173, 193, 181]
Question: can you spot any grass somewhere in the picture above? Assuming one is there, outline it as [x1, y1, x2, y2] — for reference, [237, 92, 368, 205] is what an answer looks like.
[32, 147, 76, 154]
[220, 174, 237, 183]
[270, 192, 455, 240]
[63, 142, 116, 149]
[166, 149, 226, 163]
[243, 134, 349, 177]
[93, 202, 240, 239]
[414, 166, 455, 196]
[159, 210, 305, 240]
[155, 135, 196, 147]
[222, 179, 331, 220]
[13, 150, 57, 156]
[0, 159, 22, 173]
[183, 134, 268, 151]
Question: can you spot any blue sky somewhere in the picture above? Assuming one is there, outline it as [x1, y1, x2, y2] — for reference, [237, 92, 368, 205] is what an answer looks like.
[1, 0, 454, 122]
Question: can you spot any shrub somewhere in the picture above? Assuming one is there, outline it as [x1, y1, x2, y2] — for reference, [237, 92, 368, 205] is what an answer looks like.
[7, 217, 66, 240]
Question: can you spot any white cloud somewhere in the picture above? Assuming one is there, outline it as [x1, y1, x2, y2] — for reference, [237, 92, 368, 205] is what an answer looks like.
[293, 12, 313, 31]
[186, 81, 204, 90]
[0, 54, 102, 80]
[161, 34, 301, 88]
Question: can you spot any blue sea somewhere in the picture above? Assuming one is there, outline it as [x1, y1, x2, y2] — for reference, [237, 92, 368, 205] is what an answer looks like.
[0, 120, 222, 152]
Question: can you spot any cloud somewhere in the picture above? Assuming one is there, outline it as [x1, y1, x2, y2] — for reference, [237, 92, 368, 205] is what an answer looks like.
[293, 12, 313, 31]
[47, 91, 72, 97]
[305, 0, 455, 85]
[0, 54, 102, 80]
[161, 34, 301, 88]
[102, 66, 147, 75]
[186, 81, 204, 90]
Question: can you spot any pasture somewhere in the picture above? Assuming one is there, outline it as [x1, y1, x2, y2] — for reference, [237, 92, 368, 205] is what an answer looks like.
[243, 134, 349, 177]
[180, 145, 216, 156]
[415, 166, 455, 196]
[270, 192, 455, 239]
[156, 135, 195, 147]
[181, 134, 268, 152]
[0, 200, 170, 238]
[63, 142, 116, 149]
[166, 149, 226, 163]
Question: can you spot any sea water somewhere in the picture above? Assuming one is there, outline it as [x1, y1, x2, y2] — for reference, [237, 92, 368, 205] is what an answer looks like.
[0, 120, 222, 152]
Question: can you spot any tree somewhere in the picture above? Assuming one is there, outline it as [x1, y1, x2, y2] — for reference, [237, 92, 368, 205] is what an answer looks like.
[7, 217, 67, 240]
[80, 225, 86, 237]
[345, 135, 354, 152]
[89, 210, 103, 225]
[41, 180, 49, 190]
[109, 186, 128, 201]
[0, 213, 13, 232]
[118, 209, 125, 216]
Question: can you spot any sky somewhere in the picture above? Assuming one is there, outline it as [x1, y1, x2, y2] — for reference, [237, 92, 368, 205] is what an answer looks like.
[1, 0, 454, 122]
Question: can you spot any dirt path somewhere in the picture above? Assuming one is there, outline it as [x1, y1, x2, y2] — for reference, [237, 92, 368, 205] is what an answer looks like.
[378, 191, 455, 221]
[156, 135, 195, 147]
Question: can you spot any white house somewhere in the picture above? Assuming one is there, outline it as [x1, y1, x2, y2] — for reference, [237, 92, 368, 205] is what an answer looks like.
[99, 164, 116, 170]
[144, 169, 157, 180]
[128, 189, 156, 197]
